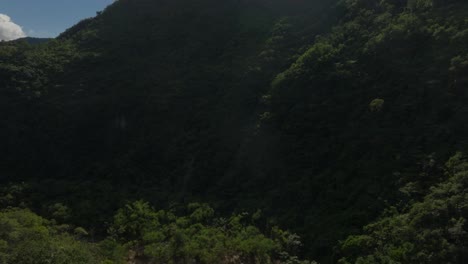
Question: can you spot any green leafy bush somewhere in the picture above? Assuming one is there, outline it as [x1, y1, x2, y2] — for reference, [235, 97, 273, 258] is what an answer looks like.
[108, 201, 312, 264]
[0, 209, 98, 264]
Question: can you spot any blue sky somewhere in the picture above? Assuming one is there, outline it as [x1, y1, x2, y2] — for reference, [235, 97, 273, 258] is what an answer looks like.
[0, 0, 113, 38]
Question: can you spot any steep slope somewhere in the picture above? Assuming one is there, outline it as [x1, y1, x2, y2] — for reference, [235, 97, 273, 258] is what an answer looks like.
[256, 0, 468, 259]
[0, 0, 336, 255]
[0, 0, 467, 262]
[338, 152, 468, 264]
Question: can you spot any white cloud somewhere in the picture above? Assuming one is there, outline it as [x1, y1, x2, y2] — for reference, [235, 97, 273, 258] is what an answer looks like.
[0, 14, 26, 41]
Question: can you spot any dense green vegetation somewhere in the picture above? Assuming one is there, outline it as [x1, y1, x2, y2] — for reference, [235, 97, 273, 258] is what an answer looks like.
[1, 0, 467, 262]
[0, 199, 311, 263]
[338, 152, 468, 264]
[108, 201, 313, 264]
[0, 208, 98, 264]
[263, 0, 468, 257]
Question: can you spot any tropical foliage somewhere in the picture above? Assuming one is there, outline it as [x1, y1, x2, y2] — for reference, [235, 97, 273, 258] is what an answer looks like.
[0, 0, 467, 263]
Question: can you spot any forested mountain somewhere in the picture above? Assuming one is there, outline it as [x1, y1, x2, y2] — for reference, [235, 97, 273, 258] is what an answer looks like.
[0, 0, 467, 263]
[12, 37, 51, 45]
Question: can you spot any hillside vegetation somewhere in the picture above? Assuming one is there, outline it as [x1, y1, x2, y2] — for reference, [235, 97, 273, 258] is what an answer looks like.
[0, 0, 467, 263]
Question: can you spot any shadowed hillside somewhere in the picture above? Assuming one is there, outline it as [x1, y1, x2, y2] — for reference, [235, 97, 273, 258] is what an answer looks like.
[0, 0, 467, 263]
